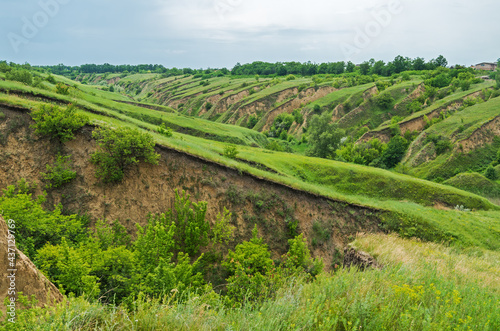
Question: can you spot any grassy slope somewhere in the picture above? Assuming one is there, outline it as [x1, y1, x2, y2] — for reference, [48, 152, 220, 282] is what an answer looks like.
[405, 96, 500, 180]
[1, 74, 499, 251]
[375, 81, 495, 132]
[10, 233, 499, 330]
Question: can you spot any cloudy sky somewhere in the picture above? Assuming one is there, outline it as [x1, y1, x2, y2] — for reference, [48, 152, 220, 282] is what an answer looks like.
[1, 0, 499, 68]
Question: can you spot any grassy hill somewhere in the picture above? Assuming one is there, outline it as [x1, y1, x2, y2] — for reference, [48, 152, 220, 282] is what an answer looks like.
[1, 61, 499, 329]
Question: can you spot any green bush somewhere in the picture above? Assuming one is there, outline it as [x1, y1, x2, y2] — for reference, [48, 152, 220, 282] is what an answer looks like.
[46, 74, 56, 84]
[41, 154, 77, 189]
[379, 135, 409, 168]
[55, 83, 70, 95]
[90, 126, 159, 183]
[485, 165, 498, 180]
[157, 123, 173, 137]
[30, 104, 89, 142]
[6, 69, 33, 85]
[375, 92, 395, 109]
[0, 182, 86, 259]
[223, 144, 239, 159]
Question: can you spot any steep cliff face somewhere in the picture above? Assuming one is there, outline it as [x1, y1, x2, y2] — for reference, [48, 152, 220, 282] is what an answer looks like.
[0, 216, 63, 319]
[0, 106, 384, 269]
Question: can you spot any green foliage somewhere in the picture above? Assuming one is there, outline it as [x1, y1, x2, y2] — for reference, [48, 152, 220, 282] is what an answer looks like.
[285, 74, 296, 81]
[435, 139, 453, 155]
[210, 207, 235, 246]
[172, 190, 210, 255]
[5, 69, 33, 85]
[36, 238, 100, 298]
[460, 80, 471, 91]
[41, 154, 77, 189]
[46, 74, 56, 84]
[246, 115, 259, 128]
[0, 62, 11, 73]
[269, 113, 294, 138]
[55, 83, 70, 95]
[496, 60, 500, 88]
[90, 126, 159, 183]
[307, 112, 345, 158]
[292, 108, 304, 124]
[374, 92, 395, 109]
[223, 144, 239, 159]
[30, 104, 89, 142]
[157, 123, 173, 137]
[0, 183, 85, 259]
[485, 165, 498, 180]
[336, 138, 387, 166]
[379, 135, 409, 168]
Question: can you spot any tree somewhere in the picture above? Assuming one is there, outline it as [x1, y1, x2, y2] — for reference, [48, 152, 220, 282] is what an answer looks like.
[375, 92, 395, 109]
[379, 135, 409, 168]
[435, 55, 448, 68]
[346, 61, 356, 73]
[485, 165, 498, 180]
[30, 104, 89, 142]
[306, 112, 345, 158]
[90, 126, 159, 183]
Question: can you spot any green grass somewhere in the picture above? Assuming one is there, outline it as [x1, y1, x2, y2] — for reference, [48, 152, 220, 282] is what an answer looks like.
[5, 234, 499, 330]
[374, 81, 495, 132]
[444, 172, 500, 199]
[1, 73, 500, 251]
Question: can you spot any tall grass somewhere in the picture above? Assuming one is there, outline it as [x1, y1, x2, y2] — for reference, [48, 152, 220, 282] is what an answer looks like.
[3, 234, 499, 330]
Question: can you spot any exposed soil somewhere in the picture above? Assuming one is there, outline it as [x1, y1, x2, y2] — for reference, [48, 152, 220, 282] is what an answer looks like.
[0, 216, 63, 319]
[0, 106, 386, 269]
[458, 115, 500, 153]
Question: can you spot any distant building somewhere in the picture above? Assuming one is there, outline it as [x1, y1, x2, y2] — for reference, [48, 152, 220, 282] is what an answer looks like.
[472, 62, 497, 71]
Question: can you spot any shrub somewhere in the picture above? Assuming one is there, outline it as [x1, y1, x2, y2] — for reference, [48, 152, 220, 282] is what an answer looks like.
[460, 80, 471, 91]
[157, 123, 173, 137]
[435, 139, 453, 155]
[6, 69, 33, 85]
[30, 104, 89, 142]
[46, 74, 56, 84]
[41, 154, 77, 189]
[375, 92, 395, 109]
[223, 144, 239, 159]
[292, 109, 304, 124]
[379, 135, 409, 168]
[55, 83, 70, 95]
[484, 165, 498, 180]
[247, 115, 259, 128]
[90, 126, 159, 183]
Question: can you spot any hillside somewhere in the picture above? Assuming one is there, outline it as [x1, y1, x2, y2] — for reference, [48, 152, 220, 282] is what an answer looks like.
[1, 61, 499, 329]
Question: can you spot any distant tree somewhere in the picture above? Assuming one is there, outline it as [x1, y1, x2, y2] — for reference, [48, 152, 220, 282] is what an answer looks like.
[435, 55, 448, 68]
[346, 61, 356, 73]
[306, 112, 345, 158]
[370, 60, 386, 75]
[392, 55, 411, 73]
[359, 61, 371, 75]
[412, 57, 426, 71]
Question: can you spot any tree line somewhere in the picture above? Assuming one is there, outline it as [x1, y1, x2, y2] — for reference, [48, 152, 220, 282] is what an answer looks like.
[28, 55, 452, 78]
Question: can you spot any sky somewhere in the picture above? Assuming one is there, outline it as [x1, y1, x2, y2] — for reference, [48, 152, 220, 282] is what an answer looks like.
[1, 0, 499, 69]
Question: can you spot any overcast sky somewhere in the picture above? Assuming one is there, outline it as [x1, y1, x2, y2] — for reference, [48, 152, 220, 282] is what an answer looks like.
[1, 0, 499, 68]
